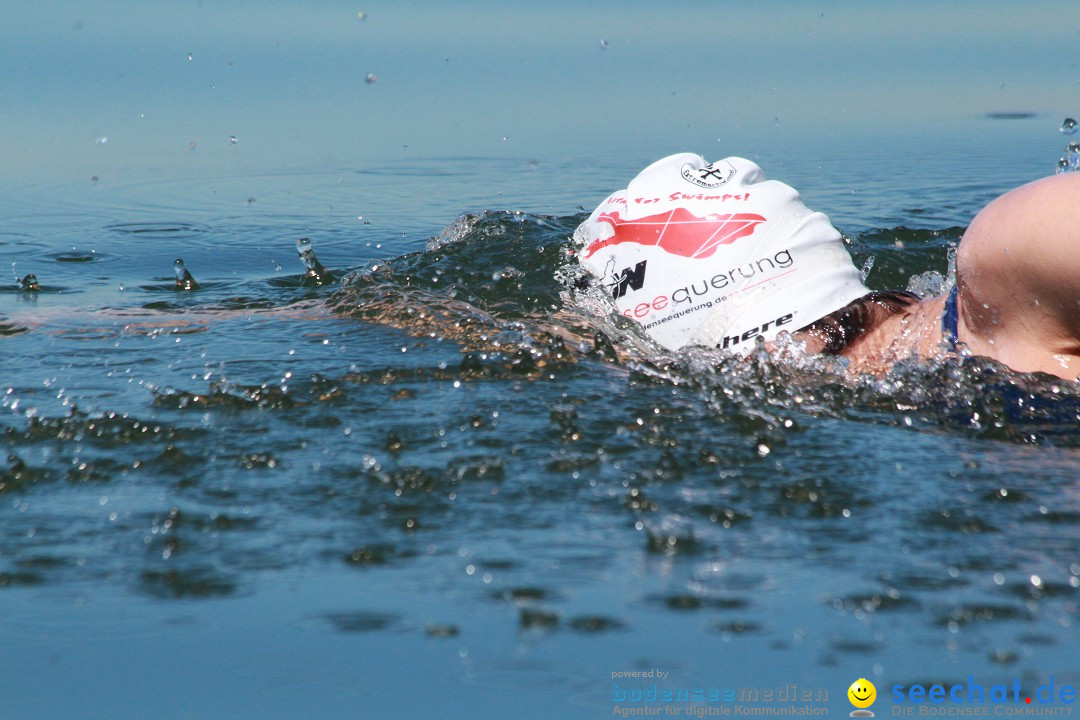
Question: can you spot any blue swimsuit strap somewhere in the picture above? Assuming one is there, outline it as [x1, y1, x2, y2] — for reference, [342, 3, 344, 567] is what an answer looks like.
[941, 285, 959, 351]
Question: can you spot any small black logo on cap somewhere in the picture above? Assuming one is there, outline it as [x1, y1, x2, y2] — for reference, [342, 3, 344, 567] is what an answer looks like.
[681, 160, 736, 189]
[609, 260, 647, 299]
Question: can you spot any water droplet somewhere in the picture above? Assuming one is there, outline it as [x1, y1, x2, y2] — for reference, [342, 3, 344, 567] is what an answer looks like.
[229, 135, 237, 145]
[860, 256, 875, 282]
[1057, 157, 1069, 174]
[1061, 118, 1078, 135]
[357, 11, 367, 21]
[173, 258, 198, 290]
[365, 72, 377, 84]
[96, 136, 108, 145]
[296, 237, 333, 285]
[187, 52, 193, 61]
[599, 39, 608, 49]
[502, 136, 508, 142]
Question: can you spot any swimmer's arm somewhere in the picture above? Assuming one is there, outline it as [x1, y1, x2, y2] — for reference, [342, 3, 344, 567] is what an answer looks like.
[2, 300, 331, 336]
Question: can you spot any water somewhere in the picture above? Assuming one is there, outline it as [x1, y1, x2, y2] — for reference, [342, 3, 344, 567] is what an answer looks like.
[3, 2, 1080, 718]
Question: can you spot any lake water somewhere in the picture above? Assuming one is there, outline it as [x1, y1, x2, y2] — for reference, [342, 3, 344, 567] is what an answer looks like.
[2, 2, 1079, 719]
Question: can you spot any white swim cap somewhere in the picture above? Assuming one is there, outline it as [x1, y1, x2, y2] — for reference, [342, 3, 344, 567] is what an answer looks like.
[574, 153, 870, 355]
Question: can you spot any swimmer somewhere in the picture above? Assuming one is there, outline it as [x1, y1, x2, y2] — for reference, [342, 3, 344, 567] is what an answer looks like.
[574, 154, 1080, 380]
[2, 249, 330, 336]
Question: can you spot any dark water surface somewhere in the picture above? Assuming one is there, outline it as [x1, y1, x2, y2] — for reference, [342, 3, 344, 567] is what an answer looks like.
[4, 2, 1080, 717]
[3, 135, 1078, 718]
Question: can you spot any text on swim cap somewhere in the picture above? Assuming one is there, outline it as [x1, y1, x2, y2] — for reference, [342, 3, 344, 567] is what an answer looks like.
[720, 313, 794, 350]
[620, 249, 794, 319]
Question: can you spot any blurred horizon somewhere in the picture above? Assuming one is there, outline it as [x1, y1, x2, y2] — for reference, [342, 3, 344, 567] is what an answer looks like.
[4, 0, 1079, 182]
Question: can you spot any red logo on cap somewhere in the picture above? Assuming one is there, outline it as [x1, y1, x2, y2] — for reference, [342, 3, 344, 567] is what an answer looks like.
[583, 209, 766, 259]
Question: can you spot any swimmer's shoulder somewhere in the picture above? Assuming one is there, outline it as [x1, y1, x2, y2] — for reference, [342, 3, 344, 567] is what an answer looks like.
[956, 173, 1080, 378]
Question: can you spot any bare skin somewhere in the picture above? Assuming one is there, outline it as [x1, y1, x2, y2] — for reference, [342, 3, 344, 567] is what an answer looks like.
[818, 295, 950, 377]
[1, 301, 331, 337]
[954, 173, 1080, 378]
[807, 173, 1080, 380]
[7, 176, 1080, 381]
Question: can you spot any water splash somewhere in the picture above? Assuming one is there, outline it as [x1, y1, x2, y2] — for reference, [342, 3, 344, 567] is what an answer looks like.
[1057, 140, 1080, 174]
[173, 258, 198, 290]
[331, 210, 1080, 445]
[296, 237, 333, 285]
[1056, 119, 1080, 172]
[905, 271, 948, 299]
[1056, 146, 1080, 173]
[859, 256, 875, 282]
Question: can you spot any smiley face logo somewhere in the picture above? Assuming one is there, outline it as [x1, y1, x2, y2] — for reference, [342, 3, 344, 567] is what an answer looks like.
[848, 678, 876, 716]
